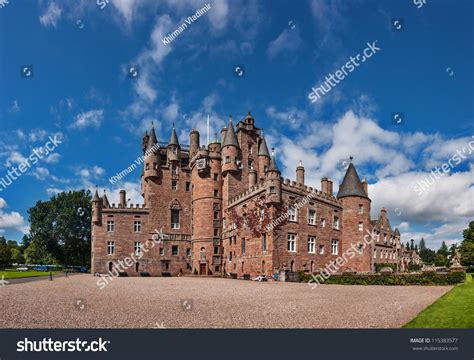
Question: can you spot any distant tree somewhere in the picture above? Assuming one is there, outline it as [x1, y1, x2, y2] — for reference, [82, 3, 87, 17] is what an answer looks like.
[437, 241, 449, 258]
[0, 236, 12, 268]
[462, 221, 474, 243]
[410, 239, 415, 250]
[419, 238, 427, 252]
[10, 248, 24, 264]
[434, 253, 448, 267]
[405, 242, 410, 249]
[414, 244, 418, 252]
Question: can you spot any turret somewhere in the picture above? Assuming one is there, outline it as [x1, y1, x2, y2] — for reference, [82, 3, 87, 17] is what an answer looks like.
[92, 188, 102, 224]
[265, 148, 282, 204]
[249, 166, 257, 187]
[167, 124, 180, 163]
[102, 190, 110, 208]
[119, 190, 126, 208]
[143, 126, 160, 180]
[258, 131, 270, 181]
[189, 129, 200, 159]
[337, 158, 372, 273]
[296, 160, 305, 187]
[221, 116, 240, 174]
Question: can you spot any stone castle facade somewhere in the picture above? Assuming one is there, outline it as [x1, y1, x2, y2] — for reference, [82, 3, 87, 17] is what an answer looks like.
[91, 112, 410, 278]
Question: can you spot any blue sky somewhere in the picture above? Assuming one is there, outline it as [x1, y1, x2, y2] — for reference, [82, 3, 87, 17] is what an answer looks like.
[0, 0, 473, 249]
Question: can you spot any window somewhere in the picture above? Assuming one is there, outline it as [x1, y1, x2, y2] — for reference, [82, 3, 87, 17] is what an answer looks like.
[308, 236, 315, 253]
[270, 186, 276, 194]
[214, 228, 219, 237]
[359, 204, 364, 214]
[308, 209, 316, 225]
[214, 189, 219, 197]
[320, 218, 326, 227]
[134, 242, 142, 256]
[134, 221, 141, 233]
[107, 220, 114, 232]
[248, 143, 253, 154]
[107, 241, 115, 255]
[172, 246, 178, 256]
[171, 180, 177, 190]
[186, 248, 191, 257]
[287, 234, 296, 252]
[384, 234, 387, 243]
[214, 211, 219, 220]
[331, 240, 339, 255]
[225, 156, 231, 163]
[333, 216, 340, 230]
[262, 233, 267, 251]
[288, 205, 297, 222]
[171, 164, 178, 175]
[171, 209, 180, 229]
[242, 238, 246, 255]
[160, 248, 164, 256]
[185, 182, 190, 192]
[319, 244, 324, 254]
[229, 251, 232, 261]
[358, 222, 363, 232]
[214, 246, 219, 255]
[264, 165, 268, 172]
[214, 173, 218, 181]
[260, 209, 265, 222]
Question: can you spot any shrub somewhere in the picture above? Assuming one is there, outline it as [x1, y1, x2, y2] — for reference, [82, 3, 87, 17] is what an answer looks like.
[375, 263, 397, 273]
[300, 271, 465, 286]
[408, 263, 421, 272]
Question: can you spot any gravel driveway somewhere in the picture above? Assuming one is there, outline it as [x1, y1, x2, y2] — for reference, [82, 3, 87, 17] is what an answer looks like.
[0, 275, 452, 328]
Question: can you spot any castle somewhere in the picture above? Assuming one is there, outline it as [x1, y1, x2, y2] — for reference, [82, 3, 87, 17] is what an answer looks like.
[91, 112, 408, 278]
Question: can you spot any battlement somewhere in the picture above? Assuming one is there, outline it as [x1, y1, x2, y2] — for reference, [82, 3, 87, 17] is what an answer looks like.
[228, 181, 266, 206]
[103, 203, 148, 211]
[281, 177, 342, 206]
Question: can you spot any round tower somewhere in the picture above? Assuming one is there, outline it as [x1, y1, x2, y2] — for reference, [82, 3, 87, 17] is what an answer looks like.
[92, 188, 102, 224]
[296, 160, 305, 187]
[258, 131, 271, 182]
[167, 124, 180, 164]
[189, 129, 200, 159]
[143, 126, 161, 180]
[221, 116, 240, 175]
[336, 158, 372, 273]
[265, 148, 282, 204]
[191, 143, 222, 275]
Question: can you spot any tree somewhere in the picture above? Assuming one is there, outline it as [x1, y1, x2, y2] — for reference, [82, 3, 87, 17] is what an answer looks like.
[460, 221, 474, 268]
[437, 241, 449, 258]
[27, 190, 92, 266]
[419, 238, 427, 252]
[0, 236, 12, 268]
[405, 242, 410, 249]
[10, 247, 24, 264]
[434, 253, 448, 267]
[410, 239, 415, 250]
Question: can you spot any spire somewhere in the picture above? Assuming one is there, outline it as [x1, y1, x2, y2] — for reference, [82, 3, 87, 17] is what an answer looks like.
[102, 190, 110, 208]
[244, 111, 254, 124]
[394, 228, 400, 236]
[169, 123, 180, 147]
[222, 116, 239, 147]
[92, 187, 100, 202]
[268, 148, 280, 173]
[147, 126, 158, 151]
[258, 131, 270, 157]
[337, 161, 368, 199]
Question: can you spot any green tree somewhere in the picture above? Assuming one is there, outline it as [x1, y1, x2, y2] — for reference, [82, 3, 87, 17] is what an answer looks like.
[10, 247, 25, 264]
[0, 236, 12, 268]
[27, 190, 92, 266]
[460, 221, 474, 268]
[437, 241, 449, 258]
[419, 238, 427, 252]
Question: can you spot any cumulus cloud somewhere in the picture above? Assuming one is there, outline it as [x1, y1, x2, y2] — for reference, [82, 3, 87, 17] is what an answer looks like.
[0, 198, 29, 234]
[70, 109, 104, 129]
[267, 28, 302, 59]
[39, 2, 62, 28]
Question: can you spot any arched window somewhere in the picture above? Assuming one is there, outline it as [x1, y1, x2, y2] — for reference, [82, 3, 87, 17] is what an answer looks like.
[310, 261, 314, 273]
[290, 260, 295, 272]
[135, 262, 139, 272]
[108, 262, 113, 272]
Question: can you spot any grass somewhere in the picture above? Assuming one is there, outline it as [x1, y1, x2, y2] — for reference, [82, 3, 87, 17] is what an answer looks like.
[0, 269, 59, 280]
[403, 273, 474, 328]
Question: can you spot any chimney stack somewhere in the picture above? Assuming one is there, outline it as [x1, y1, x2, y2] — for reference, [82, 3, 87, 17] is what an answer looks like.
[321, 177, 333, 196]
[119, 190, 126, 208]
[362, 177, 368, 196]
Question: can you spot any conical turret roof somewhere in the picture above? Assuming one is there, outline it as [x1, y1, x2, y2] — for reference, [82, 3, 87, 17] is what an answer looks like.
[222, 117, 239, 148]
[102, 191, 111, 208]
[337, 162, 368, 199]
[92, 188, 100, 202]
[268, 148, 280, 173]
[147, 126, 158, 151]
[169, 124, 180, 147]
[258, 132, 270, 157]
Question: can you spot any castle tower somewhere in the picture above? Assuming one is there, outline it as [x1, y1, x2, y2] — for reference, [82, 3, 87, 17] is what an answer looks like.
[337, 158, 372, 273]
[221, 116, 241, 202]
[265, 148, 282, 204]
[189, 129, 200, 159]
[258, 131, 270, 182]
[92, 188, 102, 224]
[296, 160, 305, 187]
[191, 131, 223, 275]
[167, 124, 180, 164]
[142, 126, 161, 207]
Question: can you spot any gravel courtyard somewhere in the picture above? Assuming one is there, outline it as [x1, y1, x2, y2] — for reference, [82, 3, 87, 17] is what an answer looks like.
[0, 274, 452, 328]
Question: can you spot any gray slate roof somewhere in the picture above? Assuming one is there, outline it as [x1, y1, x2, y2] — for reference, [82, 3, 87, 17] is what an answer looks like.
[222, 117, 239, 147]
[337, 163, 368, 199]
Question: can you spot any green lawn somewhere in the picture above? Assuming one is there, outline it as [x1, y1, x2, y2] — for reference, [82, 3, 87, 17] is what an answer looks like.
[403, 273, 473, 328]
[0, 269, 59, 280]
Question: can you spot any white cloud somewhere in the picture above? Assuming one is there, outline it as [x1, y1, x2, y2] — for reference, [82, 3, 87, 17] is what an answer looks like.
[28, 129, 48, 142]
[0, 198, 29, 234]
[267, 29, 302, 59]
[43, 152, 61, 164]
[70, 109, 104, 129]
[9, 100, 20, 113]
[39, 2, 62, 28]
[30, 167, 50, 180]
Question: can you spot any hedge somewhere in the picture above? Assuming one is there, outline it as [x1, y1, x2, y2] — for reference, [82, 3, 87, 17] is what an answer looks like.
[300, 271, 466, 285]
